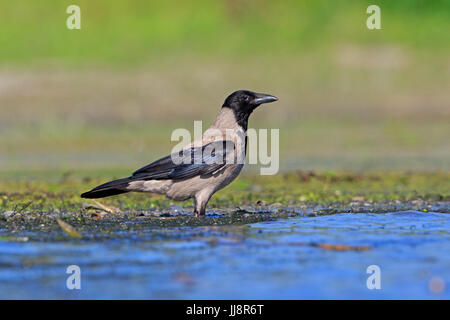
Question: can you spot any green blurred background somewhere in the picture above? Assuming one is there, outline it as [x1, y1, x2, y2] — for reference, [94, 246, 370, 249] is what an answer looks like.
[0, 0, 449, 175]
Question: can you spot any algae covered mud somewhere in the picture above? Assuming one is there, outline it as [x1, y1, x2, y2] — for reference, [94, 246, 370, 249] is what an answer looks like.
[0, 171, 449, 299]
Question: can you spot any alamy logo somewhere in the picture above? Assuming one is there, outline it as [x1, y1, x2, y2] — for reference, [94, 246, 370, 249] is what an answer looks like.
[66, 265, 81, 290]
[366, 5, 381, 30]
[366, 265, 381, 290]
[170, 121, 279, 175]
[66, 5, 81, 30]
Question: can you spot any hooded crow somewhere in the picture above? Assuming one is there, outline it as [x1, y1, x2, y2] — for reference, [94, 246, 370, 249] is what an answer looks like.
[81, 90, 278, 216]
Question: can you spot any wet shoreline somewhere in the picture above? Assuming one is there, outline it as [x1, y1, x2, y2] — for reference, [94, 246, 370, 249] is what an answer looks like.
[1, 200, 448, 242]
[1, 210, 449, 299]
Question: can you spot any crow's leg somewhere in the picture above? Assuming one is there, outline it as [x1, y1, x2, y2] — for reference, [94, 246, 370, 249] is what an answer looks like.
[193, 191, 212, 217]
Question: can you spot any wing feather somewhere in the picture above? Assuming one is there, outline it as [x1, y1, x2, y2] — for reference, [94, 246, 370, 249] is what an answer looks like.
[132, 140, 235, 181]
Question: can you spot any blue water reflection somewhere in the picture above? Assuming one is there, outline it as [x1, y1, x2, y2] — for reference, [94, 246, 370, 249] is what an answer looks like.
[0, 211, 449, 299]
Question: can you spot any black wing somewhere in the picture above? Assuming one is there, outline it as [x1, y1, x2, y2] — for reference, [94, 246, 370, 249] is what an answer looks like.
[132, 140, 235, 181]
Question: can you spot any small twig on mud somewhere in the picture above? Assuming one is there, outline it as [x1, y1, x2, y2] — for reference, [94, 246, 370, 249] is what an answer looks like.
[17, 201, 32, 213]
[311, 243, 372, 251]
[56, 218, 82, 238]
[9, 201, 33, 218]
[82, 199, 117, 213]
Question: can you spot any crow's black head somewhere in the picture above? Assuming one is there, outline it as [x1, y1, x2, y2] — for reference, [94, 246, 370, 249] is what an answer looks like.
[222, 90, 278, 129]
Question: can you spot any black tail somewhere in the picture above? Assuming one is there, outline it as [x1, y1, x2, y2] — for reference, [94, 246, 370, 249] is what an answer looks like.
[81, 177, 132, 199]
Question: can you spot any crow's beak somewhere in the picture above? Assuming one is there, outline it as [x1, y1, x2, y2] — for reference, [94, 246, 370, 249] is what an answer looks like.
[251, 93, 279, 106]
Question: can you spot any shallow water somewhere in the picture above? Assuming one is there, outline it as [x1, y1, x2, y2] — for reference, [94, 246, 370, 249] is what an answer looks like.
[0, 211, 449, 299]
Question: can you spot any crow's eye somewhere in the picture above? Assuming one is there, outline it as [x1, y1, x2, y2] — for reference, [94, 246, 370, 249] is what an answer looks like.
[243, 96, 250, 102]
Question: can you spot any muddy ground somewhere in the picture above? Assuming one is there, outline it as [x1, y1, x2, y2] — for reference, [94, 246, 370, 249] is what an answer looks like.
[0, 171, 448, 241]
